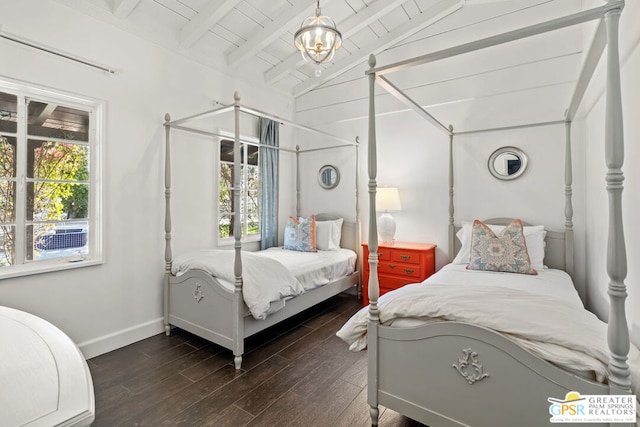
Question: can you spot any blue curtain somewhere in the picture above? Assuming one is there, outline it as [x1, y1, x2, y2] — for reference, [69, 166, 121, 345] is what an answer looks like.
[259, 118, 279, 249]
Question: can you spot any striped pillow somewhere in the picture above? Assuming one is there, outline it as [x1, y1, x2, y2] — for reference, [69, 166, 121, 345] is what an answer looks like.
[467, 219, 536, 275]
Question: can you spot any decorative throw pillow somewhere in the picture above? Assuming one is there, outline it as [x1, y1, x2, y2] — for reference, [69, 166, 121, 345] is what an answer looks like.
[284, 215, 316, 252]
[452, 220, 546, 270]
[467, 219, 537, 275]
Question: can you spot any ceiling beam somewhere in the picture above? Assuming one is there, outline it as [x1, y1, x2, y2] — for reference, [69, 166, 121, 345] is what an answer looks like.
[179, 0, 242, 48]
[293, 0, 464, 97]
[29, 103, 58, 127]
[111, 0, 141, 19]
[226, 0, 336, 67]
[264, 0, 407, 84]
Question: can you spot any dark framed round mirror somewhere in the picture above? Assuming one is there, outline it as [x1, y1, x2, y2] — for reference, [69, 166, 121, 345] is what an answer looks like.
[488, 147, 528, 180]
[318, 164, 340, 189]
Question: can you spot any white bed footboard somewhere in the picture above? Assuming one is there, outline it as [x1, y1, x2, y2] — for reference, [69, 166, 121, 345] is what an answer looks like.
[373, 322, 609, 427]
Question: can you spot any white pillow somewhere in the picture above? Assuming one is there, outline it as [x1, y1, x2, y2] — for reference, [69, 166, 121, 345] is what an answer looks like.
[316, 218, 343, 250]
[452, 220, 546, 271]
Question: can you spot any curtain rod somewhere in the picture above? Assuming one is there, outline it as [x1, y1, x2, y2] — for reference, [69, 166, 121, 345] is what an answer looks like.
[0, 31, 118, 75]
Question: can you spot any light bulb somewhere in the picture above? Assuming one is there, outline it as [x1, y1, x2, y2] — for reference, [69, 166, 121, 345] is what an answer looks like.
[315, 67, 322, 77]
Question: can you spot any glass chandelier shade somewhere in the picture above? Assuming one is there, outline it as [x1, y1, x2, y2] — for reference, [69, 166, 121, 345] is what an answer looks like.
[294, 1, 342, 74]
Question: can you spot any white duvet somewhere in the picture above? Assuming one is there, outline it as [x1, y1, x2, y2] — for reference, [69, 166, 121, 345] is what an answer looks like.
[336, 264, 640, 392]
[172, 248, 356, 320]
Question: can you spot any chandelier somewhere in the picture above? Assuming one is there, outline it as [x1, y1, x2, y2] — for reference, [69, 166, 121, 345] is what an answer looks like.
[293, 0, 342, 77]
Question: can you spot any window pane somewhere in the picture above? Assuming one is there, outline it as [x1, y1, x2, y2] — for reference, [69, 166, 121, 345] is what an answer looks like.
[28, 221, 88, 261]
[0, 136, 17, 178]
[246, 165, 259, 190]
[27, 100, 89, 142]
[0, 92, 17, 134]
[0, 180, 16, 223]
[28, 182, 89, 221]
[220, 163, 233, 187]
[219, 214, 232, 239]
[247, 144, 258, 166]
[27, 140, 89, 180]
[0, 225, 15, 266]
[220, 139, 234, 162]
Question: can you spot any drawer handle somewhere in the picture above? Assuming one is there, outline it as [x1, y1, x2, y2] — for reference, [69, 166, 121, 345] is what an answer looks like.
[377, 252, 383, 257]
[404, 268, 415, 275]
[389, 265, 396, 269]
[401, 255, 411, 261]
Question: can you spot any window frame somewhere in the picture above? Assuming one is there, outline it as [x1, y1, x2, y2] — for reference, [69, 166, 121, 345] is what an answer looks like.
[216, 131, 260, 247]
[0, 76, 104, 279]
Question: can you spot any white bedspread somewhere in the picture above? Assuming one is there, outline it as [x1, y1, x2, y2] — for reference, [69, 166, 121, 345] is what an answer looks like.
[172, 248, 356, 320]
[259, 247, 356, 291]
[336, 264, 640, 392]
[172, 249, 304, 320]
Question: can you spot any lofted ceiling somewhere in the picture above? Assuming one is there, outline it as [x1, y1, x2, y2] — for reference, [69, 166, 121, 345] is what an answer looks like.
[47, 0, 591, 104]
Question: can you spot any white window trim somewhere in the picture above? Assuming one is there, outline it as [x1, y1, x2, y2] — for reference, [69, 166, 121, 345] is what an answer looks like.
[216, 130, 260, 247]
[0, 75, 104, 279]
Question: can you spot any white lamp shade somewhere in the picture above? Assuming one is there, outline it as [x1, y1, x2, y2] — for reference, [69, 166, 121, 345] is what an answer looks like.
[376, 187, 402, 212]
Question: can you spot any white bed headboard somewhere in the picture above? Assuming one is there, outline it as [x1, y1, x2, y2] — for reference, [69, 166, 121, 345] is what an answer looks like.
[451, 218, 571, 273]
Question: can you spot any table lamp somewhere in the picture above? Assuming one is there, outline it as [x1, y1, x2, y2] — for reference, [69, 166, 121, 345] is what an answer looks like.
[376, 187, 402, 244]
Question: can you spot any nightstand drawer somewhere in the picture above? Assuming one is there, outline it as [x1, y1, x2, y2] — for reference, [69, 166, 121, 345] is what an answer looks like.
[378, 262, 423, 279]
[390, 251, 421, 264]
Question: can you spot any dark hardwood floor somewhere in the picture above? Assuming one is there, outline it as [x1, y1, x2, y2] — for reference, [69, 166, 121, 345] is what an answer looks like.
[88, 293, 424, 426]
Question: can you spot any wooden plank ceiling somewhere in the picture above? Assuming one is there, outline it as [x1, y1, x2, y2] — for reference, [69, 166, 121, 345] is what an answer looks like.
[51, 0, 587, 105]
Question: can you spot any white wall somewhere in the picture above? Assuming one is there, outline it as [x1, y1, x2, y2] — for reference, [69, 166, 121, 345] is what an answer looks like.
[0, 0, 294, 358]
[581, 0, 640, 346]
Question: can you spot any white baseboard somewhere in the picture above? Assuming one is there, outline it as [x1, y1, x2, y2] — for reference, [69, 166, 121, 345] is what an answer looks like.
[77, 317, 165, 359]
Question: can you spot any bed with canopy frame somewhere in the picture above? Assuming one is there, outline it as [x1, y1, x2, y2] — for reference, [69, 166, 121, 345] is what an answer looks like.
[163, 92, 361, 370]
[359, 1, 632, 425]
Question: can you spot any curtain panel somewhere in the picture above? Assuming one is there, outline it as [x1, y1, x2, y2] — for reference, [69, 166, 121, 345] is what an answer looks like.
[259, 118, 279, 249]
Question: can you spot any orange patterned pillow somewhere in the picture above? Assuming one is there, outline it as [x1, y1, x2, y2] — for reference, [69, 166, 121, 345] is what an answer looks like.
[467, 219, 536, 275]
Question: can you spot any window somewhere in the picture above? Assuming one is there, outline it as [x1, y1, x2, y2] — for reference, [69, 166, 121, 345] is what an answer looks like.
[218, 137, 259, 243]
[0, 78, 102, 278]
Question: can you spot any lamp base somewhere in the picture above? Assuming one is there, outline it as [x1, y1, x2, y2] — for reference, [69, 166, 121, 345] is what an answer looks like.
[378, 212, 396, 245]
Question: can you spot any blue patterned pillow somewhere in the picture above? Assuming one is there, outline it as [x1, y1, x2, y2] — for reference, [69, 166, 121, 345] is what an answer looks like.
[467, 219, 536, 275]
[284, 215, 316, 252]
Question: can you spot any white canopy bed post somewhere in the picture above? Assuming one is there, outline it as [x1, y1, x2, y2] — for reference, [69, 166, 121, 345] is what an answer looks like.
[355, 137, 362, 299]
[603, 2, 630, 394]
[448, 125, 455, 261]
[564, 119, 575, 280]
[295, 145, 301, 218]
[232, 91, 245, 370]
[163, 113, 172, 336]
[366, 54, 381, 426]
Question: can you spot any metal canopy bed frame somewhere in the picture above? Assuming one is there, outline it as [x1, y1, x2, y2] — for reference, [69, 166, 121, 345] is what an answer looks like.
[163, 92, 361, 370]
[365, 1, 630, 426]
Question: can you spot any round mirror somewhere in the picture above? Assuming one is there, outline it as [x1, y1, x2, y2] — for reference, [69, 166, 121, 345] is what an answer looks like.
[488, 147, 528, 180]
[318, 165, 340, 189]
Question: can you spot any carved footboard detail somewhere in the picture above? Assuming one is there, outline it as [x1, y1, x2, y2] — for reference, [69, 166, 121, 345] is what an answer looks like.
[452, 348, 489, 385]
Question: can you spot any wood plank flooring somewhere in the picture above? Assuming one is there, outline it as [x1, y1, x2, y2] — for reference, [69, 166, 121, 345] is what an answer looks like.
[88, 293, 425, 426]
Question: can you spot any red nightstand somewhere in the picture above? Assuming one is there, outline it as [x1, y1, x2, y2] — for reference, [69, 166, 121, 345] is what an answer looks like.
[362, 242, 436, 306]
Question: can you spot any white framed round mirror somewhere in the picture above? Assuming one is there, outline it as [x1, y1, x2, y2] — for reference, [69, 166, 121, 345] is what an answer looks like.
[318, 164, 340, 189]
[488, 146, 528, 180]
